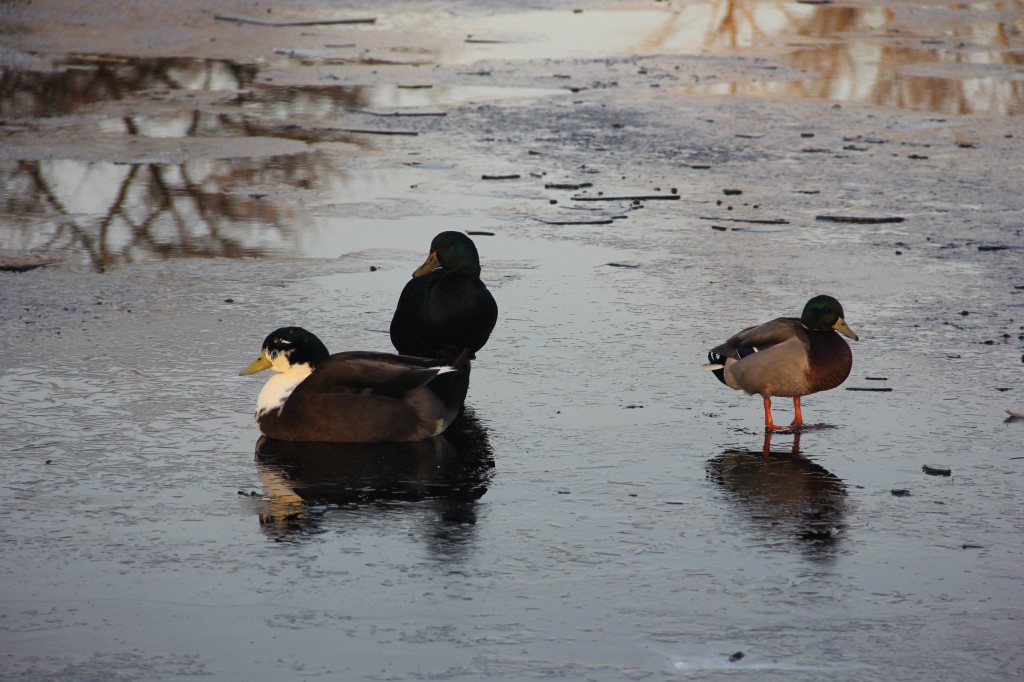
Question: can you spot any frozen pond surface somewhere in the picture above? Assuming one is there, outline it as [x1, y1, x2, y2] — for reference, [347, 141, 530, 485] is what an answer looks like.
[1, 0, 1023, 680]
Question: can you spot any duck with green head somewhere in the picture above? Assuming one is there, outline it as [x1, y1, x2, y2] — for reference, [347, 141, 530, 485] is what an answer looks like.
[241, 327, 468, 442]
[390, 231, 498, 365]
[704, 295, 859, 431]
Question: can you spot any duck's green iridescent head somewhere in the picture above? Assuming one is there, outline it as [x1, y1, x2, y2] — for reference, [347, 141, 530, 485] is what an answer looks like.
[801, 295, 859, 340]
[413, 231, 482, 278]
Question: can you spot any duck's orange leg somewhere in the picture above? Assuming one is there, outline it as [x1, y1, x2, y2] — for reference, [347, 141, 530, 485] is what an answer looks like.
[791, 397, 804, 428]
[763, 397, 787, 432]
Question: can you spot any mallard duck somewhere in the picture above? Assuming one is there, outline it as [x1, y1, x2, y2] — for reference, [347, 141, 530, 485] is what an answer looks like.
[704, 295, 859, 431]
[240, 327, 467, 442]
[390, 231, 498, 364]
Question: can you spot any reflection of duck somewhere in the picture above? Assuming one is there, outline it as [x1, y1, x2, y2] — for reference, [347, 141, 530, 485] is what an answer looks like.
[705, 295, 858, 431]
[254, 410, 494, 535]
[706, 432, 848, 557]
[240, 327, 468, 442]
[390, 231, 498, 365]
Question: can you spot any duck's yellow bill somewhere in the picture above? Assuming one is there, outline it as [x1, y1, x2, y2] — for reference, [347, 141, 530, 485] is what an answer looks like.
[413, 251, 441, 278]
[834, 317, 859, 341]
[240, 354, 273, 376]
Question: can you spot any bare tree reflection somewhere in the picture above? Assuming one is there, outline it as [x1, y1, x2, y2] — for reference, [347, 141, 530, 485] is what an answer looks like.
[11, 158, 293, 268]
[706, 432, 848, 562]
[0, 56, 260, 119]
[0, 56, 378, 271]
[695, 1, 1024, 116]
[253, 407, 495, 559]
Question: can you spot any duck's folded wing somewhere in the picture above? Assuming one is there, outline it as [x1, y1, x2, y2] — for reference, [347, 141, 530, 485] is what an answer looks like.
[305, 351, 451, 397]
[711, 317, 806, 358]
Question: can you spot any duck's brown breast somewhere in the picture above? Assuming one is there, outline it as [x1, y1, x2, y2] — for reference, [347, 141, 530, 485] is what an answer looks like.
[805, 331, 853, 393]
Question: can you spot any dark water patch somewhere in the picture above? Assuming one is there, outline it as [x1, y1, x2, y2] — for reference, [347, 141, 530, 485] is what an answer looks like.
[213, 13, 376, 28]
[535, 216, 614, 226]
[817, 215, 906, 224]
[570, 192, 680, 202]
[544, 181, 593, 190]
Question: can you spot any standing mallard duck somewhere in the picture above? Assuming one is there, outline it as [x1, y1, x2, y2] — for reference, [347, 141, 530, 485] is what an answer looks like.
[390, 231, 498, 364]
[241, 327, 467, 442]
[704, 295, 859, 431]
